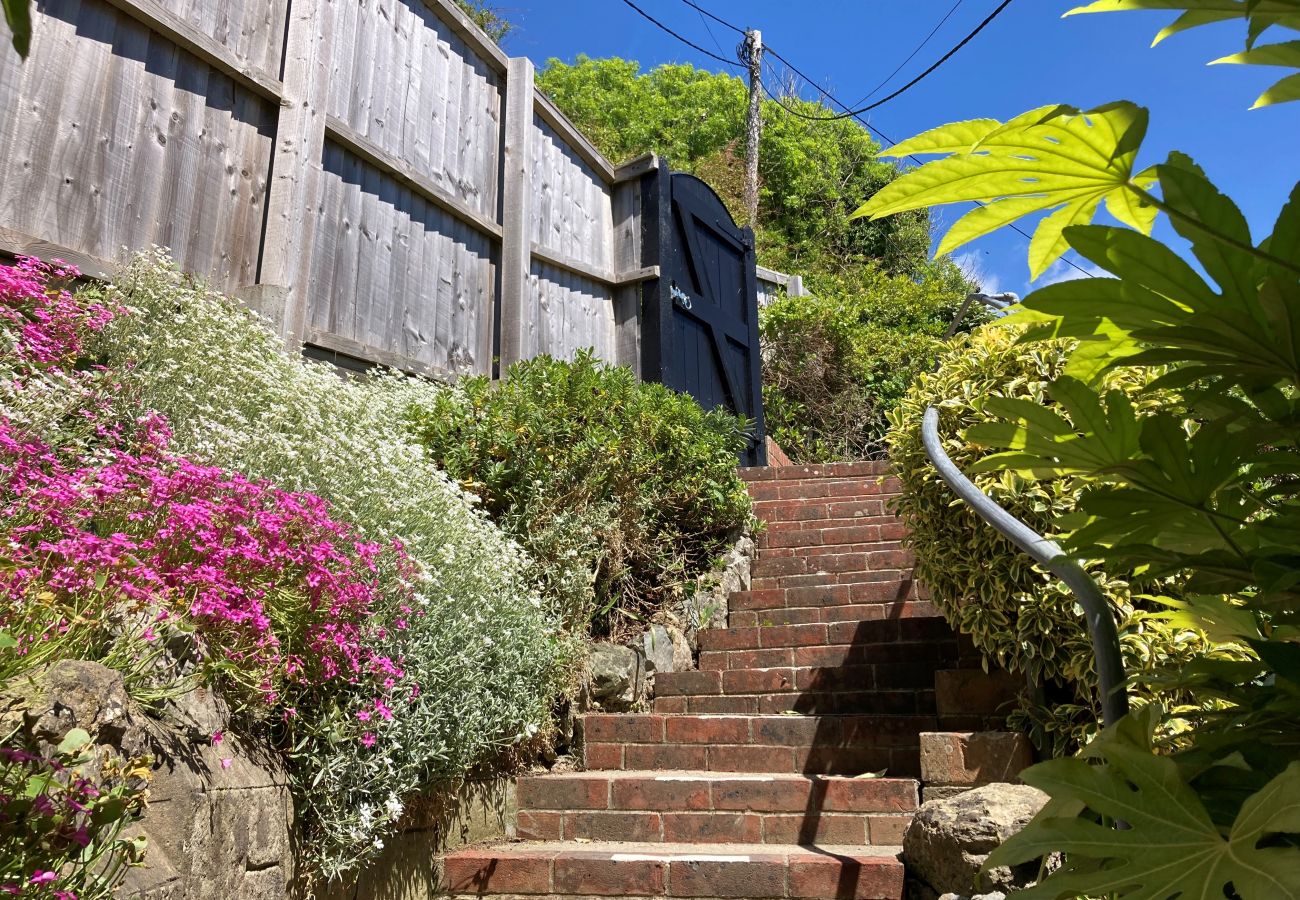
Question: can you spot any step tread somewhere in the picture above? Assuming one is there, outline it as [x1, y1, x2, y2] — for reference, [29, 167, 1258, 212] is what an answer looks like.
[442, 841, 905, 899]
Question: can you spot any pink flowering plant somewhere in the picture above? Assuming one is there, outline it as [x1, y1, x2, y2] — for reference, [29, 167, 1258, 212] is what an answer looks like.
[0, 728, 149, 900]
[0, 412, 410, 710]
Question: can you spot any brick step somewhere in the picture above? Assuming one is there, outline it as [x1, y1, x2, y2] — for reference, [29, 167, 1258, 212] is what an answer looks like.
[750, 556, 910, 581]
[751, 494, 898, 520]
[742, 462, 892, 481]
[440, 841, 904, 899]
[746, 480, 901, 502]
[515, 771, 915, 845]
[655, 689, 935, 717]
[698, 637, 958, 672]
[657, 664, 942, 698]
[727, 588, 927, 614]
[728, 603, 937, 627]
[748, 576, 921, 598]
[698, 618, 953, 654]
[759, 515, 905, 537]
[758, 527, 908, 552]
[579, 714, 934, 777]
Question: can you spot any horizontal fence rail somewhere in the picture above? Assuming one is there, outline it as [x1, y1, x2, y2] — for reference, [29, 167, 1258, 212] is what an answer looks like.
[0, 0, 660, 381]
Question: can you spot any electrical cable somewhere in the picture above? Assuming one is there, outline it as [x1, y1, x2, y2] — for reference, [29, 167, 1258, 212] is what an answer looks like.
[847, 0, 965, 107]
[759, 68, 1096, 279]
[678, 0, 745, 36]
[766, 0, 1015, 120]
[617, 0, 744, 70]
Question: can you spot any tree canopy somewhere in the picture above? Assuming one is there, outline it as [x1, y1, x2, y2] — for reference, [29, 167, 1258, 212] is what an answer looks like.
[536, 56, 932, 277]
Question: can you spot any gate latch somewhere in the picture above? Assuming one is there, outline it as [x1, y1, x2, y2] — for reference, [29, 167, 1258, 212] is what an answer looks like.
[670, 282, 693, 311]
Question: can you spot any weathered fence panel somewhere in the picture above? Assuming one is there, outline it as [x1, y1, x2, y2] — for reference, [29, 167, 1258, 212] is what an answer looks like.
[0, 0, 277, 292]
[0, 0, 661, 382]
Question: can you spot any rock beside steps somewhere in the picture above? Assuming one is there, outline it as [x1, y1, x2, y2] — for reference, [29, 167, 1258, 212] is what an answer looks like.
[439, 462, 992, 900]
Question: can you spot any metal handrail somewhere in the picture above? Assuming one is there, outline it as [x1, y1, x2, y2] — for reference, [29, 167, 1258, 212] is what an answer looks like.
[921, 406, 1130, 727]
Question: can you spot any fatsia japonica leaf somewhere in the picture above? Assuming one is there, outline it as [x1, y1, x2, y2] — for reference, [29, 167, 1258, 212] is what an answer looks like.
[855, 103, 1158, 279]
[2, 0, 31, 57]
[1066, 1, 1300, 49]
[985, 707, 1300, 900]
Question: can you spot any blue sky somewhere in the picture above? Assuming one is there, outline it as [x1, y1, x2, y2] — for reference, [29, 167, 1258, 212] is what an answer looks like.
[502, 1, 1297, 297]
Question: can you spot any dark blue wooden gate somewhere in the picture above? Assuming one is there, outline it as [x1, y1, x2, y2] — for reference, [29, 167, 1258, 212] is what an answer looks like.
[641, 169, 766, 467]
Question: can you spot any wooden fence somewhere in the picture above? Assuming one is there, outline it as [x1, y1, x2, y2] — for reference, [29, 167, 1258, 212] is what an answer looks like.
[0, 0, 661, 379]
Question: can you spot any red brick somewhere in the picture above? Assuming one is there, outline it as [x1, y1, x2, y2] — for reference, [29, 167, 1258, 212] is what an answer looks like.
[654, 695, 688, 713]
[746, 481, 782, 500]
[867, 548, 913, 570]
[753, 716, 823, 746]
[688, 695, 757, 714]
[762, 812, 868, 844]
[867, 814, 912, 845]
[708, 744, 795, 772]
[517, 775, 608, 810]
[711, 777, 810, 812]
[665, 716, 752, 744]
[722, 668, 794, 694]
[826, 499, 886, 518]
[563, 810, 662, 842]
[729, 611, 758, 627]
[816, 552, 871, 574]
[777, 480, 831, 499]
[762, 527, 824, 549]
[822, 526, 882, 546]
[934, 668, 1021, 717]
[731, 648, 794, 669]
[751, 556, 808, 577]
[612, 776, 711, 811]
[625, 743, 708, 770]
[655, 670, 722, 697]
[788, 853, 904, 900]
[441, 850, 553, 894]
[729, 589, 786, 611]
[784, 584, 851, 607]
[583, 743, 623, 769]
[848, 581, 911, 603]
[825, 778, 919, 812]
[796, 746, 895, 776]
[554, 855, 665, 896]
[662, 811, 762, 843]
[668, 858, 786, 898]
[697, 627, 761, 651]
[581, 714, 664, 744]
[760, 624, 828, 648]
[754, 607, 823, 626]
[794, 665, 875, 692]
[918, 731, 1033, 786]
[514, 810, 562, 840]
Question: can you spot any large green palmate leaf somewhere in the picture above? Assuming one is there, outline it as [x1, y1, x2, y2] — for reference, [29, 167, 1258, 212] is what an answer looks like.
[2, 0, 29, 57]
[985, 707, 1300, 900]
[855, 103, 1157, 279]
[1069, 0, 1300, 105]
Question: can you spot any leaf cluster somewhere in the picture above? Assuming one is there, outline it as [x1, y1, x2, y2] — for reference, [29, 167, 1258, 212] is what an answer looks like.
[761, 262, 979, 463]
[536, 56, 933, 278]
[863, 4, 1300, 896]
[406, 350, 755, 636]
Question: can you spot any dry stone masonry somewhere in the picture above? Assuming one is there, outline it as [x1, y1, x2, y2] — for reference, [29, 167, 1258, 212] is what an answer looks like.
[438, 462, 1023, 900]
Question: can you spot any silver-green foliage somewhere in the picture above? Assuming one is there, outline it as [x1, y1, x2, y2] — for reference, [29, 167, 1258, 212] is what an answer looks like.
[92, 252, 573, 877]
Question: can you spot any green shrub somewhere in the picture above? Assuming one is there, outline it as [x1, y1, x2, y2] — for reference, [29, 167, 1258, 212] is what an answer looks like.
[90, 252, 573, 877]
[886, 324, 1213, 754]
[759, 262, 976, 463]
[406, 350, 754, 635]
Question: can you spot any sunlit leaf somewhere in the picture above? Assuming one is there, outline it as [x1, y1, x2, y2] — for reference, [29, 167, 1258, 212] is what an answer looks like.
[858, 103, 1155, 279]
[986, 709, 1300, 900]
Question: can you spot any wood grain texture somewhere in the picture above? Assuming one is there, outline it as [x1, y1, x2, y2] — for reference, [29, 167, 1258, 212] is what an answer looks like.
[0, 0, 655, 380]
[324, 0, 501, 219]
[0, 0, 274, 293]
[307, 140, 494, 376]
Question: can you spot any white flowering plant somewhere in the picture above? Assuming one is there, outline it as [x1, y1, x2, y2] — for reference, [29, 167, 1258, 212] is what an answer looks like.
[87, 253, 576, 878]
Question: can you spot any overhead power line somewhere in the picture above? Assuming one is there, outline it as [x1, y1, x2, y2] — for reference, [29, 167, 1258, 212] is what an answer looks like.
[678, 0, 745, 36]
[769, 0, 1016, 120]
[848, 0, 966, 107]
[760, 57, 1096, 279]
[617, 0, 743, 70]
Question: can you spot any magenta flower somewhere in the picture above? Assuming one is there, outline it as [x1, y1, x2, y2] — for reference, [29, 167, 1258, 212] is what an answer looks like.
[29, 870, 58, 884]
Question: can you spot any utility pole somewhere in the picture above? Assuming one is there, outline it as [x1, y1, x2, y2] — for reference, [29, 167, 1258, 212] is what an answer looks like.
[743, 28, 762, 227]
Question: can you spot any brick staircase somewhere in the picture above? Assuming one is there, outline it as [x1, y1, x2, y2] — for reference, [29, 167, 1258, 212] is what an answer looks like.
[439, 462, 975, 900]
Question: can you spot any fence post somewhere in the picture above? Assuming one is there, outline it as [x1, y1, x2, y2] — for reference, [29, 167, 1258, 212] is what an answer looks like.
[258, 0, 329, 348]
[498, 56, 535, 372]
